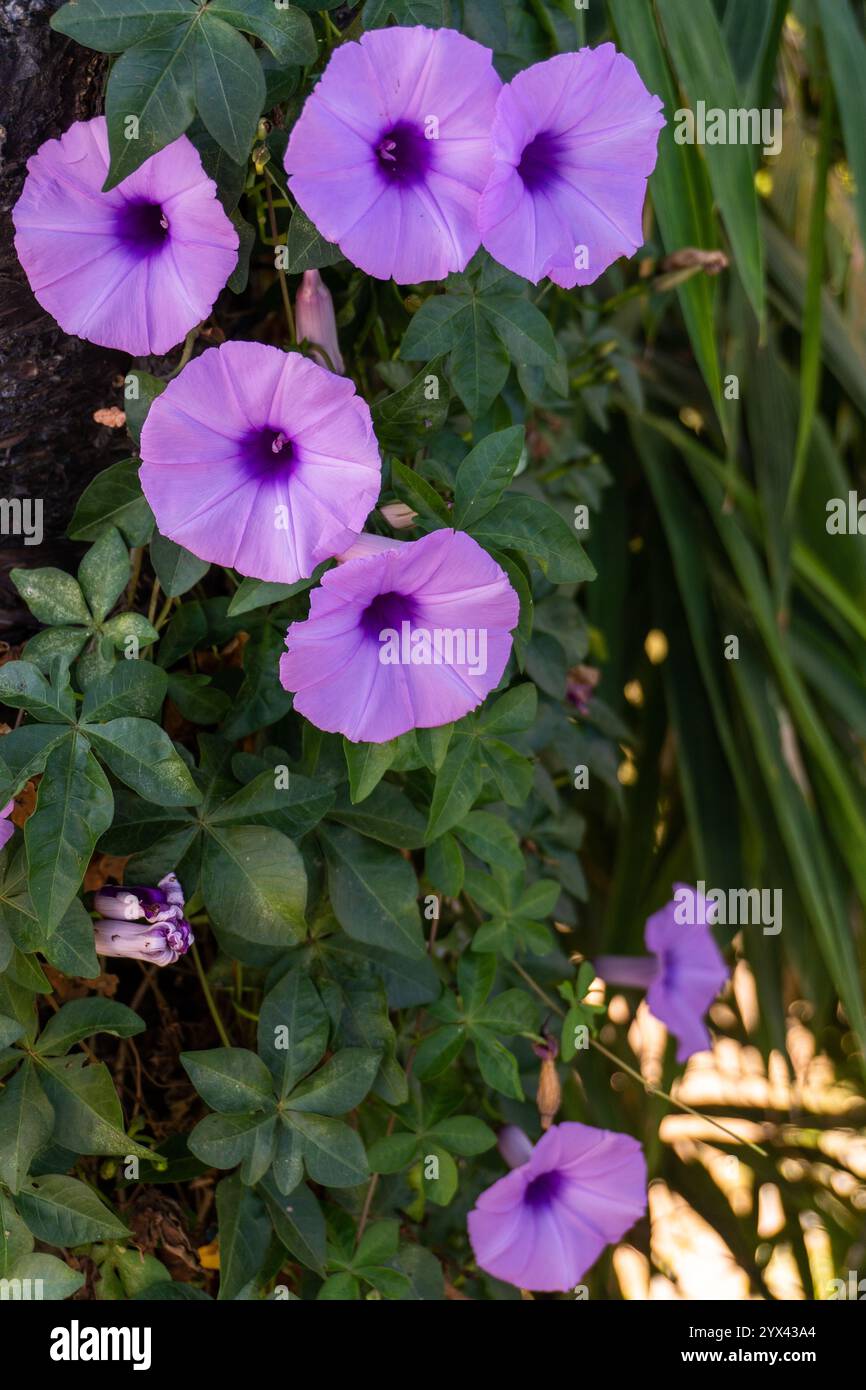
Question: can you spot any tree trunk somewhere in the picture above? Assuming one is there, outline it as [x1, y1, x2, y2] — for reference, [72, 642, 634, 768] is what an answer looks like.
[0, 0, 127, 638]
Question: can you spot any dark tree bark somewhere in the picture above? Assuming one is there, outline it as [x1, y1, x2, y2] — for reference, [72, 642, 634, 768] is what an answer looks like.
[0, 1, 127, 636]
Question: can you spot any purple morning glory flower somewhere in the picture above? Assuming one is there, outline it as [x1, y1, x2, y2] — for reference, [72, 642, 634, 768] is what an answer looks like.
[139, 342, 381, 583]
[479, 44, 664, 287]
[93, 872, 193, 967]
[593, 884, 729, 1062]
[279, 529, 519, 743]
[12, 117, 238, 356]
[468, 1121, 647, 1292]
[0, 800, 16, 852]
[285, 26, 501, 283]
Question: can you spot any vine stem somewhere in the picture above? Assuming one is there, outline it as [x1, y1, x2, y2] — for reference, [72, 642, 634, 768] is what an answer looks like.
[509, 959, 768, 1159]
[191, 942, 231, 1048]
[264, 173, 295, 343]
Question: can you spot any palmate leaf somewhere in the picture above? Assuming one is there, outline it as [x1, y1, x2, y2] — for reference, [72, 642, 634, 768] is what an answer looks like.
[101, 5, 268, 187]
[24, 734, 113, 933]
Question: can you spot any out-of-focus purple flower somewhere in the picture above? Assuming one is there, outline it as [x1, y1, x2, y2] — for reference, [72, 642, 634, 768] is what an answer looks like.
[0, 800, 16, 852]
[594, 884, 729, 1062]
[566, 663, 600, 716]
[295, 270, 344, 373]
[279, 529, 519, 743]
[479, 44, 664, 287]
[94, 872, 193, 967]
[139, 341, 381, 583]
[12, 117, 238, 356]
[285, 26, 501, 283]
[468, 1121, 647, 1292]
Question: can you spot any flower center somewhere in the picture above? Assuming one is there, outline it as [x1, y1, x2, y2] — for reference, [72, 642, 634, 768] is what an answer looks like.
[374, 122, 432, 186]
[517, 130, 565, 192]
[240, 428, 296, 477]
[361, 590, 418, 637]
[524, 1169, 565, 1209]
[115, 199, 171, 252]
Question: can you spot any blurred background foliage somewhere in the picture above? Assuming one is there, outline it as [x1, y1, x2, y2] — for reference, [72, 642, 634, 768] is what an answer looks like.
[532, 0, 866, 1298]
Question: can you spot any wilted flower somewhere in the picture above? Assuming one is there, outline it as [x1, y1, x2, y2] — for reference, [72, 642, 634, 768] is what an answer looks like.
[468, 1121, 647, 1292]
[93, 872, 193, 967]
[593, 884, 729, 1062]
[295, 270, 343, 373]
[285, 26, 501, 282]
[479, 44, 664, 287]
[13, 117, 238, 355]
[0, 800, 15, 851]
[139, 341, 381, 583]
[279, 529, 519, 743]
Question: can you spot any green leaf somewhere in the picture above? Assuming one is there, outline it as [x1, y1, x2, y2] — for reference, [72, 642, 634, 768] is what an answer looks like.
[0, 1061, 54, 1193]
[818, 0, 866, 260]
[284, 205, 342, 273]
[329, 782, 427, 850]
[82, 661, 167, 722]
[150, 532, 209, 597]
[77, 527, 130, 624]
[390, 459, 451, 524]
[202, 825, 307, 948]
[123, 371, 167, 444]
[25, 735, 114, 931]
[319, 823, 425, 959]
[209, 0, 317, 65]
[421, 1143, 457, 1205]
[259, 1173, 326, 1274]
[0, 1190, 33, 1275]
[36, 1000, 145, 1057]
[343, 738, 396, 804]
[455, 810, 522, 873]
[475, 682, 537, 736]
[425, 831, 464, 897]
[367, 1131, 419, 1173]
[6, 1251, 85, 1301]
[86, 718, 200, 805]
[181, 1048, 275, 1114]
[0, 661, 74, 724]
[215, 1173, 271, 1301]
[287, 1049, 379, 1117]
[469, 495, 595, 583]
[258, 969, 330, 1097]
[192, 14, 265, 163]
[68, 458, 155, 545]
[104, 23, 198, 188]
[655, 0, 765, 323]
[226, 576, 307, 617]
[51, 0, 196, 51]
[427, 1115, 496, 1155]
[187, 1110, 274, 1170]
[480, 293, 558, 366]
[425, 737, 483, 841]
[607, 0, 723, 410]
[10, 568, 90, 627]
[16, 1174, 129, 1245]
[39, 1056, 151, 1158]
[288, 1111, 369, 1187]
[453, 426, 524, 528]
[372, 358, 450, 452]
